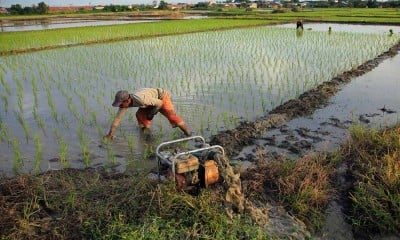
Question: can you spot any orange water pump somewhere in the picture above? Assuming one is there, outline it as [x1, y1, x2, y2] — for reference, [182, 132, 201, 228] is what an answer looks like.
[156, 136, 225, 191]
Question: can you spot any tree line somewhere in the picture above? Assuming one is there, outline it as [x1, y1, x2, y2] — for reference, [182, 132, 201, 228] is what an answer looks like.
[4, 0, 400, 15]
[8, 2, 49, 15]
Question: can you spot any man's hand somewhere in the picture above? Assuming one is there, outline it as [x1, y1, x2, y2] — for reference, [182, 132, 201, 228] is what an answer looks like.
[103, 134, 116, 141]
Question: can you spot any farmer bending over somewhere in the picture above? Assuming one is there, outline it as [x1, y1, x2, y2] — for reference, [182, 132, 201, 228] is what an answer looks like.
[296, 20, 303, 30]
[104, 88, 191, 140]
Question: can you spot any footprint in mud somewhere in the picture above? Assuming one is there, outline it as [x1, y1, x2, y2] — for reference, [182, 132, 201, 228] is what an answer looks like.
[260, 135, 277, 146]
[279, 125, 290, 133]
[294, 128, 323, 142]
[358, 114, 370, 124]
[285, 134, 298, 142]
[320, 117, 352, 129]
[378, 106, 396, 114]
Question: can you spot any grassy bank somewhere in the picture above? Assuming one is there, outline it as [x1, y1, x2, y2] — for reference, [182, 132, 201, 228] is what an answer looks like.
[2, 123, 399, 239]
[340, 124, 400, 237]
[209, 8, 400, 24]
[0, 169, 269, 239]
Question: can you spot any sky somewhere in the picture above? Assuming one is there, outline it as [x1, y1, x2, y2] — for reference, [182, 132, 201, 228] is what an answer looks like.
[0, 0, 193, 7]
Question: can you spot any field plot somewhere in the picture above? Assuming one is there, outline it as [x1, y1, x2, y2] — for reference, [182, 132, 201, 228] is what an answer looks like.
[0, 25, 399, 176]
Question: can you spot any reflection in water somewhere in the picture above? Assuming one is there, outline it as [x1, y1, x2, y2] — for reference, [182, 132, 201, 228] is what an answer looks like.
[0, 16, 208, 32]
[296, 28, 303, 38]
[0, 19, 159, 32]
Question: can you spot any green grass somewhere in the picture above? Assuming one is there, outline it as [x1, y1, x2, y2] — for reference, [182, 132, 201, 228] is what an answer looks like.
[244, 153, 337, 232]
[0, 169, 271, 239]
[210, 8, 400, 24]
[340, 124, 400, 236]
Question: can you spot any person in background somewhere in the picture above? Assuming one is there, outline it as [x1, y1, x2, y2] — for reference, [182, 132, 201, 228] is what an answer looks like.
[296, 20, 304, 30]
[104, 88, 191, 140]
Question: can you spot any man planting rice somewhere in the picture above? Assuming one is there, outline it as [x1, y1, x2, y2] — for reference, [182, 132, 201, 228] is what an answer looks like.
[104, 88, 191, 140]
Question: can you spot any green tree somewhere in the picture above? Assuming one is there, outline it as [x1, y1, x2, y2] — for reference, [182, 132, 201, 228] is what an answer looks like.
[37, 2, 49, 14]
[158, 1, 169, 9]
[9, 4, 23, 14]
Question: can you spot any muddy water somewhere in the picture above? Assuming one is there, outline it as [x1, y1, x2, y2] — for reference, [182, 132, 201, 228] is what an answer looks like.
[234, 48, 400, 162]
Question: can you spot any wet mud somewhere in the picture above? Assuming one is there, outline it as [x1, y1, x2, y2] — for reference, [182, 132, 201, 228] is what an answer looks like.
[210, 41, 400, 158]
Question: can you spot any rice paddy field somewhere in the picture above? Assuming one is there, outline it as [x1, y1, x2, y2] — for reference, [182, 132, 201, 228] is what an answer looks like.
[1, 22, 399, 177]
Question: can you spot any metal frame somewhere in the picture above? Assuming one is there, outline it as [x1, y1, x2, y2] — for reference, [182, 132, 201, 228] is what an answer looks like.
[156, 135, 225, 179]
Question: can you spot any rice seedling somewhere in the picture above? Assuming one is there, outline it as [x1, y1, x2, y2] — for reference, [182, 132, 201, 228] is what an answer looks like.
[0, 115, 8, 142]
[59, 139, 69, 168]
[12, 138, 23, 174]
[0, 24, 399, 176]
[33, 133, 42, 174]
[32, 107, 46, 134]
[0, 94, 8, 114]
[127, 134, 135, 155]
[14, 110, 30, 143]
[77, 124, 90, 167]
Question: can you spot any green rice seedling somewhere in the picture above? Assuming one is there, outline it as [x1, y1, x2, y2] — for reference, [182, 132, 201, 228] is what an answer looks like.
[88, 109, 97, 126]
[33, 133, 42, 174]
[12, 138, 23, 174]
[127, 134, 135, 155]
[0, 115, 8, 142]
[32, 107, 46, 134]
[66, 96, 80, 121]
[59, 139, 69, 168]
[52, 127, 70, 168]
[16, 82, 23, 113]
[31, 77, 39, 108]
[81, 144, 90, 167]
[1, 94, 8, 114]
[45, 88, 58, 123]
[15, 110, 30, 143]
[60, 113, 70, 129]
[52, 127, 61, 141]
[0, 76, 11, 96]
[77, 125, 90, 167]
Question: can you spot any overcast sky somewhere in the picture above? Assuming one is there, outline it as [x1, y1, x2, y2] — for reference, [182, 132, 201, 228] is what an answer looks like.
[1, 0, 196, 7]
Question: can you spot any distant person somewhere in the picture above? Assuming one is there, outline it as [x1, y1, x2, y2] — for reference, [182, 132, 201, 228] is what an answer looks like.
[296, 20, 304, 30]
[104, 88, 191, 140]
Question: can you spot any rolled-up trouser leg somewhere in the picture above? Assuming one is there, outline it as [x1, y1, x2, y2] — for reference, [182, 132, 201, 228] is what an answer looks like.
[159, 94, 185, 127]
[136, 108, 152, 128]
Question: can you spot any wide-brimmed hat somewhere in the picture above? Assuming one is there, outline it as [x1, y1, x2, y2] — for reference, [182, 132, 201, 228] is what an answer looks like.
[112, 90, 129, 107]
